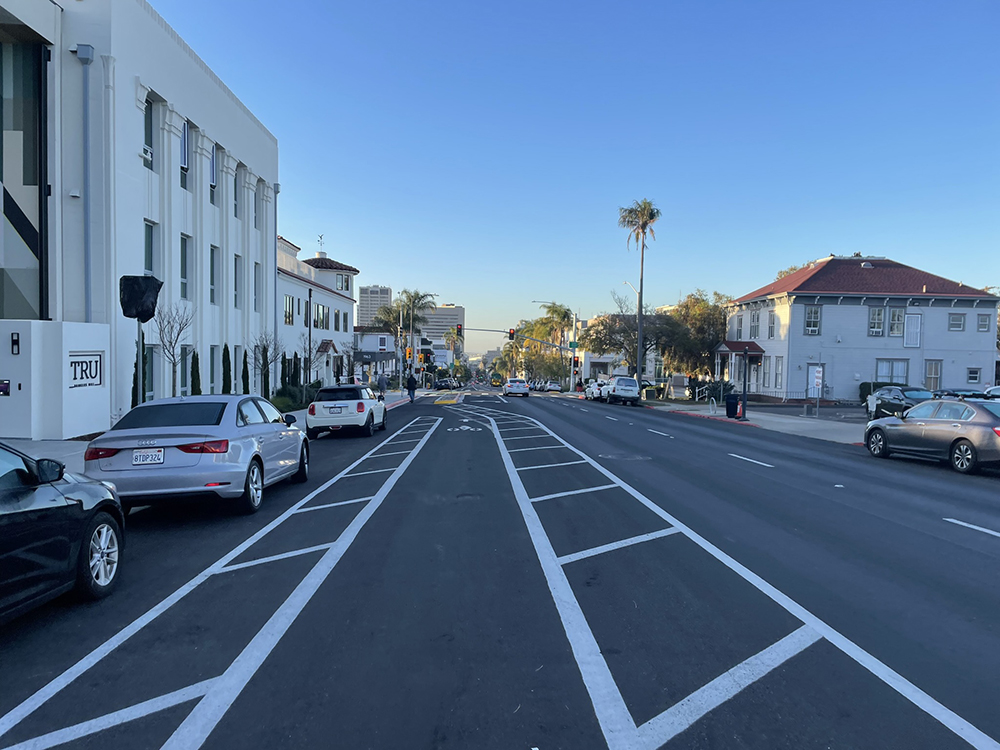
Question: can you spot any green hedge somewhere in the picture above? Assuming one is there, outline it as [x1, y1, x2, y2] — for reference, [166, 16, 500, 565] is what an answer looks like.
[859, 381, 898, 403]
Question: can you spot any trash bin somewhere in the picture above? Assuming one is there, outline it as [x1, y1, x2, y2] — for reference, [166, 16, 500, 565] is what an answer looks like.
[725, 393, 740, 418]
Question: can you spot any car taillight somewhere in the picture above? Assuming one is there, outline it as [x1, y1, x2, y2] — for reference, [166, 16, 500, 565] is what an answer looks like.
[357, 402, 365, 413]
[177, 440, 229, 454]
[994, 427, 1000, 439]
[84, 447, 119, 461]
[308, 404, 316, 416]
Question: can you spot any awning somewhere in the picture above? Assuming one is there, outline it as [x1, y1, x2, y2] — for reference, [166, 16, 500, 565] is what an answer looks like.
[714, 340, 765, 355]
[316, 339, 337, 355]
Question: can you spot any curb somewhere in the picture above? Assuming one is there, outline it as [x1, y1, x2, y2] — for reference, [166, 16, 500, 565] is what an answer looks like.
[668, 411, 761, 427]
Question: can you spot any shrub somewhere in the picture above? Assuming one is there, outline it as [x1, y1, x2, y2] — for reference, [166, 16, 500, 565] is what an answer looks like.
[270, 395, 298, 414]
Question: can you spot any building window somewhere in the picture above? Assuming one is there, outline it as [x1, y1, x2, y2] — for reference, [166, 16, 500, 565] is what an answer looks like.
[284, 295, 294, 325]
[298, 298, 301, 316]
[234, 255, 242, 308]
[234, 169, 240, 218]
[967, 368, 981, 384]
[344, 275, 350, 293]
[334, 309, 340, 332]
[313, 304, 329, 331]
[889, 308, 904, 337]
[253, 263, 261, 312]
[143, 99, 154, 170]
[804, 306, 821, 335]
[210, 145, 218, 205]
[736, 315, 743, 340]
[924, 360, 942, 391]
[378, 336, 387, 349]
[209, 345, 218, 394]
[144, 222, 155, 274]
[749, 310, 760, 339]
[209, 246, 219, 305]
[774, 356, 783, 390]
[180, 236, 190, 299]
[762, 356, 771, 388]
[768, 311, 775, 339]
[868, 307, 884, 337]
[180, 120, 190, 190]
[978, 314, 991, 333]
[180, 345, 192, 396]
[336, 274, 344, 292]
[948, 313, 966, 332]
[876, 359, 909, 384]
[904, 314, 921, 348]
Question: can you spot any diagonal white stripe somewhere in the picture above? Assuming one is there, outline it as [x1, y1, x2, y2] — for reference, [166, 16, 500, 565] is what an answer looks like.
[557, 528, 680, 566]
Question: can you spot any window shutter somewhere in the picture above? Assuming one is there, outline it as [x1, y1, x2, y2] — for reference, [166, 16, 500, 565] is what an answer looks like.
[903, 314, 921, 348]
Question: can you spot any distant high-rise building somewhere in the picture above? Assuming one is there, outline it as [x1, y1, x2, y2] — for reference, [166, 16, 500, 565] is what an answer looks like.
[358, 285, 393, 327]
[421, 304, 466, 340]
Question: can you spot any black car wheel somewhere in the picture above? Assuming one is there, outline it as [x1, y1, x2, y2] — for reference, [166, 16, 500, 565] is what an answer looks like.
[291, 445, 309, 483]
[380, 409, 388, 431]
[307, 427, 321, 441]
[362, 414, 376, 437]
[951, 440, 978, 474]
[76, 512, 122, 600]
[867, 428, 889, 459]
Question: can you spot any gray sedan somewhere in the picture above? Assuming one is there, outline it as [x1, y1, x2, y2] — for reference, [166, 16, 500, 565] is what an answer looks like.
[84, 395, 309, 513]
[865, 398, 1000, 474]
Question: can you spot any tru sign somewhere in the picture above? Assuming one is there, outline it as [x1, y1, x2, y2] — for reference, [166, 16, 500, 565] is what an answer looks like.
[69, 351, 104, 388]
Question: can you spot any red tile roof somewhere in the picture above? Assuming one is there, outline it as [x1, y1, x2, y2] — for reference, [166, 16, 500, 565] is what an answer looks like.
[732, 257, 996, 304]
[303, 256, 360, 274]
[277, 268, 355, 302]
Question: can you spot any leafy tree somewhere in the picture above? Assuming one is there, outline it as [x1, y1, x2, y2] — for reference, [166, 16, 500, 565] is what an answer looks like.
[663, 290, 732, 376]
[222, 344, 232, 394]
[580, 291, 684, 374]
[241, 349, 250, 394]
[190, 351, 202, 395]
[775, 264, 806, 280]
[618, 198, 662, 382]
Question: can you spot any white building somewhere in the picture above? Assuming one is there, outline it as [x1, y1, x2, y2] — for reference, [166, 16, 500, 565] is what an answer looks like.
[357, 285, 392, 327]
[277, 237, 357, 385]
[421, 303, 465, 340]
[0, 0, 279, 439]
[719, 256, 999, 401]
[353, 327, 399, 382]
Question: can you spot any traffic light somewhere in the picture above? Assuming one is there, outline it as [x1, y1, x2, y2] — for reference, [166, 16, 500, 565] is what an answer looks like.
[456, 324, 463, 337]
[573, 356, 580, 368]
[406, 347, 412, 360]
[508, 328, 515, 340]
[418, 353, 424, 364]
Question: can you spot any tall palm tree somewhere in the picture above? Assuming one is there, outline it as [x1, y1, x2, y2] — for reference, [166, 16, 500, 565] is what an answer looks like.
[618, 198, 662, 385]
[398, 289, 437, 373]
[538, 302, 573, 384]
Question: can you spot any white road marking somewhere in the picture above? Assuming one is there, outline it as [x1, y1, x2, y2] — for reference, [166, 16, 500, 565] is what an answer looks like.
[516, 460, 588, 472]
[480, 407, 1000, 750]
[161, 419, 443, 749]
[647, 429, 673, 438]
[383, 438, 423, 444]
[580, 408, 589, 412]
[218, 543, 336, 574]
[0, 679, 219, 750]
[367, 450, 414, 458]
[0, 416, 434, 743]
[502, 434, 555, 441]
[343, 467, 398, 477]
[507, 445, 569, 453]
[634, 626, 821, 747]
[943, 518, 1000, 540]
[557, 528, 681, 566]
[728, 453, 775, 468]
[498, 396, 508, 403]
[530, 484, 619, 503]
[294, 497, 373, 513]
[605, 416, 618, 421]
[500, 426, 546, 433]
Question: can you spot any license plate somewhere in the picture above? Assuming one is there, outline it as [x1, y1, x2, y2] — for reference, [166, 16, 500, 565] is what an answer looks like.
[132, 448, 164, 466]
[327, 406, 342, 414]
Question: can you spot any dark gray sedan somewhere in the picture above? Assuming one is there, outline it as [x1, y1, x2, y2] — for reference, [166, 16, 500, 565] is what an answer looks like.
[866, 399, 1000, 474]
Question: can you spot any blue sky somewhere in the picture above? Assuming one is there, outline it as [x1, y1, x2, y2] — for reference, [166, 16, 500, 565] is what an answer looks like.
[154, 0, 1000, 353]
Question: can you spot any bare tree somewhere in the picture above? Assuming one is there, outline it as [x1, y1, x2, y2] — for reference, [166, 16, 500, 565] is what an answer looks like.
[153, 302, 195, 397]
[298, 332, 324, 385]
[248, 329, 284, 394]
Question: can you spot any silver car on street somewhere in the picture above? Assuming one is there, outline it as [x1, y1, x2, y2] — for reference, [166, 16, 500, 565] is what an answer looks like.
[84, 395, 309, 513]
[865, 398, 1000, 474]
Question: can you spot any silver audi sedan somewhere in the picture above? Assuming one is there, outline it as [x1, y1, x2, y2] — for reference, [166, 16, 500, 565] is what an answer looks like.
[84, 395, 309, 513]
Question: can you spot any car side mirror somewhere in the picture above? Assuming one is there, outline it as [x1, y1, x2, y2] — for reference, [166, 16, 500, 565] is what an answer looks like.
[35, 458, 65, 484]
[283, 414, 297, 426]
[377, 395, 384, 402]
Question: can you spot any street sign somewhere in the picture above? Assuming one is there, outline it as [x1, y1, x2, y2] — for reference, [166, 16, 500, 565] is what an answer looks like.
[813, 367, 823, 389]
[569, 342, 578, 349]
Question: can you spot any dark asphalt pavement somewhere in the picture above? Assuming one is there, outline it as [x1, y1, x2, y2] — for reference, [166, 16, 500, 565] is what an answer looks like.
[1, 388, 998, 750]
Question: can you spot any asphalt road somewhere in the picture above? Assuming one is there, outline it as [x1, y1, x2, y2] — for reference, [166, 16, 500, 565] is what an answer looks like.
[1, 386, 999, 749]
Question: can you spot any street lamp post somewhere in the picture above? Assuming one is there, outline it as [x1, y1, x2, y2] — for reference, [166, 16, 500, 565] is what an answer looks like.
[623, 281, 641, 385]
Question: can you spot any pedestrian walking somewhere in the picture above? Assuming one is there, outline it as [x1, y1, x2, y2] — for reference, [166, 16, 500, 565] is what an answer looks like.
[377, 372, 389, 397]
[406, 373, 418, 403]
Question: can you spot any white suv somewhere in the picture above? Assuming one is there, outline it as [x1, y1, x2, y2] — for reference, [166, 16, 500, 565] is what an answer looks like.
[503, 378, 529, 397]
[306, 385, 387, 438]
[600, 377, 641, 406]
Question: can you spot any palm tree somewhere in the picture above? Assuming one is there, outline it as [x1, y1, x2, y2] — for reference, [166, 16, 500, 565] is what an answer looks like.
[618, 198, 662, 385]
[397, 289, 436, 376]
[538, 302, 573, 384]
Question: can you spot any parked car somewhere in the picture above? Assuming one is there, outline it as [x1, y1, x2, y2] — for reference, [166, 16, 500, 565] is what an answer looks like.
[865, 398, 1000, 474]
[434, 380, 450, 390]
[502, 378, 529, 397]
[84, 396, 308, 515]
[987, 386, 1000, 398]
[307, 385, 387, 439]
[933, 389, 988, 399]
[585, 380, 605, 400]
[1, 441, 125, 624]
[600, 377, 641, 406]
[867, 386, 936, 419]
[546, 381, 562, 392]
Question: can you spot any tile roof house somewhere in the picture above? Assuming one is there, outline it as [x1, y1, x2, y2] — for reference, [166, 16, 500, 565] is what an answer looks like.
[717, 256, 998, 401]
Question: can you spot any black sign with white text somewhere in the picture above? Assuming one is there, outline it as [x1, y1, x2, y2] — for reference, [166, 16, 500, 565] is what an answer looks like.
[69, 351, 104, 388]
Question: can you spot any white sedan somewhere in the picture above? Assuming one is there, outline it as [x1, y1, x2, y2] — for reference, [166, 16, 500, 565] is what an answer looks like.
[546, 381, 562, 392]
[502, 378, 530, 397]
[584, 381, 605, 400]
[306, 385, 387, 438]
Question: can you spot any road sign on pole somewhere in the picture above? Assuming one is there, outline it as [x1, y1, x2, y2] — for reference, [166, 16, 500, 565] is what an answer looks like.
[569, 341, 578, 349]
[813, 367, 823, 389]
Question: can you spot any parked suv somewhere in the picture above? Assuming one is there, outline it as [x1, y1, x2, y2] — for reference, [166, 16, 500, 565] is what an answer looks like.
[867, 386, 935, 420]
[307, 385, 387, 438]
[600, 377, 641, 406]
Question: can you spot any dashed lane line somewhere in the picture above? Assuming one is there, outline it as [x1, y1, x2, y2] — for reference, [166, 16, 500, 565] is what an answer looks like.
[728, 453, 775, 468]
[943, 518, 1000, 540]
[605, 416, 618, 421]
[515, 460, 588, 472]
